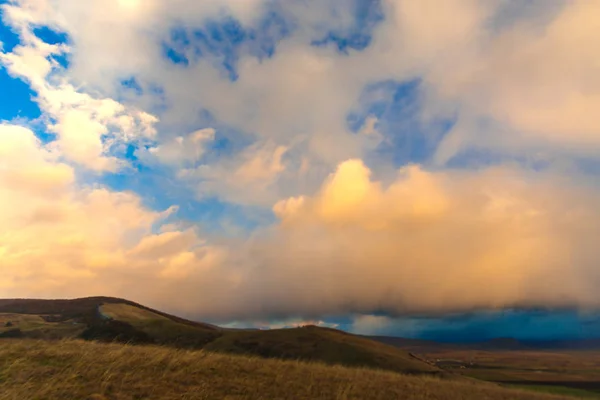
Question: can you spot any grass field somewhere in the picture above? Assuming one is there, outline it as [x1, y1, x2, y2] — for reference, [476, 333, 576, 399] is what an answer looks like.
[409, 349, 600, 398]
[0, 339, 582, 400]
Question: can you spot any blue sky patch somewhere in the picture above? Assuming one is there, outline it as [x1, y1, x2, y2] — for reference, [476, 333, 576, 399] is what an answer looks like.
[0, 66, 42, 121]
[348, 78, 456, 167]
[341, 310, 600, 341]
[100, 156, 274, 236]
[51, 52, 70, 69]
[162, 8, 292, 80]
[162, 43, 190, 66]
[32, 25, 69, 46]
[311, 0, 384, 53]
[120, 77, 144, 95]
[0, 15, 20, 53]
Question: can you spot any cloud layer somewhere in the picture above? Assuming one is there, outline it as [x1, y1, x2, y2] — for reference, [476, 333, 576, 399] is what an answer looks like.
[1, 0, 600, 324]
[2, 132, 599, 321]
[249, 160, 600, 317]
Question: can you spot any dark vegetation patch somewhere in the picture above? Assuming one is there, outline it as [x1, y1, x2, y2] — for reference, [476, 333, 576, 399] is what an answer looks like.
[80, 320, 155, 344]
[0, 328, 23, 338]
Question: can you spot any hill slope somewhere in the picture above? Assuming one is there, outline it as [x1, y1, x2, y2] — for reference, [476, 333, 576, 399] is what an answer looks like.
[0, 297, 435, 375]
[0, 297, 217, 330]
[0, 339, 576, 400]
[0, 297, 220, 347]
[205, 325, 439, 374]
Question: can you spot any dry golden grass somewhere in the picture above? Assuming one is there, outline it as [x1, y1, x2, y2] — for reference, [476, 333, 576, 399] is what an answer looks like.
[0, 339, 579, 400]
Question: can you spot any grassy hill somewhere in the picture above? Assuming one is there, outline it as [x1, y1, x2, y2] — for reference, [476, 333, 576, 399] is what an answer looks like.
[0, 339, 577, 400]
[204, 325, 439, 374]
[95, 303, 221, 347]
[0, 297, 437, 375]
[0, 297, 220, 347]
[0, 297, 217, 331]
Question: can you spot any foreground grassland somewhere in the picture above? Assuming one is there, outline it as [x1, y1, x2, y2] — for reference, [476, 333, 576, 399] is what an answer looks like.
[0, 339, 579, 400]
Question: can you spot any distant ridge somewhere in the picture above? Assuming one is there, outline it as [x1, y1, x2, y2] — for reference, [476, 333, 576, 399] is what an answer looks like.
[368, 335, 600, 351]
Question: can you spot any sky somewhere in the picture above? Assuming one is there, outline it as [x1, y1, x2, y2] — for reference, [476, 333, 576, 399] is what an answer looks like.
[1, 0, 600, 341]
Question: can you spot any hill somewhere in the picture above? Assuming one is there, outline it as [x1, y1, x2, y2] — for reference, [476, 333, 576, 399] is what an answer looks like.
[204, 325, 439, 374]
[0, 339, 577, 400]
[0, 297, 218, 330]
[0, 297, 436, 375]
[0, 297, 221, 347]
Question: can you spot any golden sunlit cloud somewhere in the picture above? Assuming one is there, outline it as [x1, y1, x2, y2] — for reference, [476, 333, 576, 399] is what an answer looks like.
[118, 0, 140, 9]
[2, 128, 599, 320]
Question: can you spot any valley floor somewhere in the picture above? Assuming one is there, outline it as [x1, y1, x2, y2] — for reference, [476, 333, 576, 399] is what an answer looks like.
[0, 339, 580, 400]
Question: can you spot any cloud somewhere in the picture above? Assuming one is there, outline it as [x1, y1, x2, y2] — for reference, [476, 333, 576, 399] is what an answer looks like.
[6, 0, 600, 173]
[424, 0, 600, 161]
[351, 315, 395, 336]
[1, 3, 158, 171]
[1, 127, 600, 320]
[219, 159, 600, 319]
[0, 123, 219, 299]
[179, 141, 290, 205]
[0, 124, 73, 194]
[140, 128, 215, 167]
[2, 1, 600, 326]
